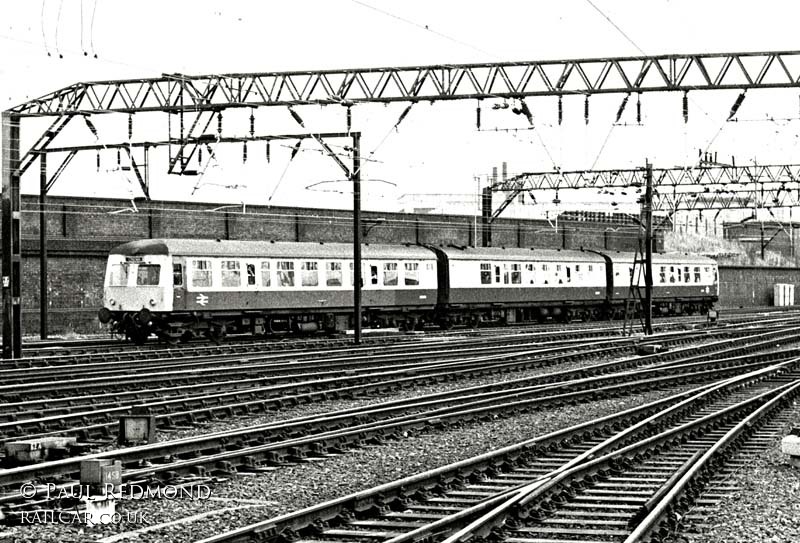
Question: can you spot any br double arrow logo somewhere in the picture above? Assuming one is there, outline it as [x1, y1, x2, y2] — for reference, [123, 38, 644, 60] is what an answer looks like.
[196, 293, 209, 306]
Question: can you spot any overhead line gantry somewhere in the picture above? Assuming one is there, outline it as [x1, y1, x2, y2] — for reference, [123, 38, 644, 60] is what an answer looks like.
[5, 49, 800, 357]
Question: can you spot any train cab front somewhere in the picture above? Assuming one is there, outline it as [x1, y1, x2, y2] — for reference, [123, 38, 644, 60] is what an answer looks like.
[98, 252, 173, 344]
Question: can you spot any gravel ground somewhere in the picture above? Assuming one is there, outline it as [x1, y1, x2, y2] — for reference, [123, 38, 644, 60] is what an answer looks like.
[670, 402, 800, 543]
[1, 386, 692, 543]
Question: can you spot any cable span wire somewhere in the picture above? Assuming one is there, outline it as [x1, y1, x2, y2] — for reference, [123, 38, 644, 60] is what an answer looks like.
[350, 0, 498, 59]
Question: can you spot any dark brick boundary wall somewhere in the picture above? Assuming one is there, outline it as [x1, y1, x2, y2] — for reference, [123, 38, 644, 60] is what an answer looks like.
[3, 195, 657, 335]
[718, 266, 800, 308]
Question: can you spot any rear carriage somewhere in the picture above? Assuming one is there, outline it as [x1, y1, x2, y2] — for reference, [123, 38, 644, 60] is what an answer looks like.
[605, 252, 719, 315]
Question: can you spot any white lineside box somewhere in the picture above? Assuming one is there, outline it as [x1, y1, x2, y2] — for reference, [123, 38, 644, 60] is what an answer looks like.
[773, 283, 795, 306]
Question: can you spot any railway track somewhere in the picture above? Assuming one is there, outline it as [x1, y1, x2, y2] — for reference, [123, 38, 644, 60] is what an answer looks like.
[0, 342, 797, 513]
[180, 362, 800, 543]
[0, 325, 797, 444]
[17, 307, 800, 363]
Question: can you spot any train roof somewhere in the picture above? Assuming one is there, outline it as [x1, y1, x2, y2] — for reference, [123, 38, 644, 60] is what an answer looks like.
[605, 251, 717, 265]
[435, 246, 605, 262]
[109, 239, 437, 260]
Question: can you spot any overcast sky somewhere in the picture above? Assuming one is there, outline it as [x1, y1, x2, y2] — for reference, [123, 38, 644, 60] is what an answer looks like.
[2, 1, 800, 218]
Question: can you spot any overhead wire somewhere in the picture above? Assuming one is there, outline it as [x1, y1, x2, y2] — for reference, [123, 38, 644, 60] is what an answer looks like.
[54, 0, 64, 58]
[40, 0, 50, 56]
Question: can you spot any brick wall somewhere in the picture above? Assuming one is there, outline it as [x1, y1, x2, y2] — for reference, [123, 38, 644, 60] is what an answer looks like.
[718, 266, 800, 308]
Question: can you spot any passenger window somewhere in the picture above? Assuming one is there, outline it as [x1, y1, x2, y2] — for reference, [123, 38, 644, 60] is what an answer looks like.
[110, 263, 130, 286]
[694, 266, 701, 283]
[659, 266, 666, 283]
[221, 260, 241, 287]
[480, 263, 491, 285]
[326, 262, 342, 286]
[277, 261, 294, 287]
[301, 261, 319, 286]
[246, 263, 256, 286]
[404, 262, 419, 285]
[137, 264, 160, 286]
[494, 265, 501, 283]
[191, 260, 212, 287]
[588, 265, 593, 272]
[383, 263, 398, 286]
[173, 264, 183, 287]
[684, 266, 691, 283]
[370, 265, 379, 285]
[566, 266, 571, 283]
[261, 262, 271, 287]
[511, 263, 521, 284]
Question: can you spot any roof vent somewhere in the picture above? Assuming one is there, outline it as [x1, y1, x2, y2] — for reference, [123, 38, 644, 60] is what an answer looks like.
[215, 238, 222, 242]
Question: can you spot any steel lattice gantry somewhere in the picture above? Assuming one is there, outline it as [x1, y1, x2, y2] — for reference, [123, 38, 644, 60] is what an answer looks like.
[10, 50, 800, 115]
[490, 164, 800, 218]
[6, 49, 800, 356]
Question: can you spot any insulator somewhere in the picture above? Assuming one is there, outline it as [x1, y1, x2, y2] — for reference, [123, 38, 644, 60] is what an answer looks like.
[198, 146, 203, 164]
[727, 91, 746, 121]
[476, 102, 481, 130]
[636, 93, 642, 123]
[397, 104, 413, 128]
[116, 148, 121, 166]
[615, 94, 630, 123]
[584, 96, 589, 125]
[84, 117, 99, 138]
[217, 111, 223, 135]
[243, 142, 248, 163]
[249, 109, 255, 136]
[519, 100, 533, 125]
[266, 141, 271, 163]
[683, 92, 689, 123]
[96, 151, 100, 171]
[290, 140, 302, 160]
[346, 106, 352, 132]
[558, 96, 563, 125]
[128, 115, 133, 139]
[289, 108, 305, 127]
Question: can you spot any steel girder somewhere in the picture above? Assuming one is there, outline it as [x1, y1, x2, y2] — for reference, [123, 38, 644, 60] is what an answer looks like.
[491, 164, 800, 213]
[9, 50, 800, 117]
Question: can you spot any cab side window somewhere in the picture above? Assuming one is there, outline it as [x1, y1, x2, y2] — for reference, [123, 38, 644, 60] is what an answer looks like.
[173, 263, 183, 287]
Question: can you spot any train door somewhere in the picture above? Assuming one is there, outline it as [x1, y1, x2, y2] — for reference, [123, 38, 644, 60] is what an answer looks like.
[494, 263, 509, 285]
[244, 261, 258, 290]
[365, 261, 380, 288]
[172, 257, 186, 310]
[243, 260, 265, 334]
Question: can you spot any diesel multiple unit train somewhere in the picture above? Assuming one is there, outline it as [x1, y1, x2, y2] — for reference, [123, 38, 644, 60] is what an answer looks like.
[97, 239, 719, 344]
